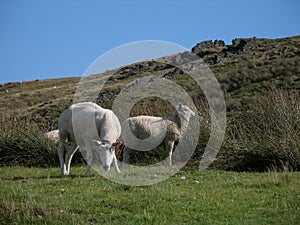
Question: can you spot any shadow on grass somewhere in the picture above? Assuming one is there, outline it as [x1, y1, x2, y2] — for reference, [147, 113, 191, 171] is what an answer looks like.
[1, 174, 98, 181]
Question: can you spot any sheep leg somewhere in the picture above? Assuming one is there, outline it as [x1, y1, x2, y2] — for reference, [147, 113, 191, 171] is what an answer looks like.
[65, 143, 79, 175]
[165, 141, 174, 166]
[122, 147, 131, 164]
[57, 139, 67, 175]
[85, 149, 93, 175]
[113, 152, 121, 173]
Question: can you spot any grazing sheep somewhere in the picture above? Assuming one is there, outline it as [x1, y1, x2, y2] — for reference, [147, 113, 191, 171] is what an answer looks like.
[121, 103, 195, 165]
[57, 102, 122, 175]
[44, 129, 59, 143]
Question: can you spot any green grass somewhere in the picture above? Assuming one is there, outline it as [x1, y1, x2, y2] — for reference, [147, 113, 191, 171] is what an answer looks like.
[1, 167, 299, 224]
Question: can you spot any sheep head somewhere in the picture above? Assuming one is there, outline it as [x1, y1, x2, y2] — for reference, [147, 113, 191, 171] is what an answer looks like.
[92, 140, 121, 171]
[176, 103, 196, 119]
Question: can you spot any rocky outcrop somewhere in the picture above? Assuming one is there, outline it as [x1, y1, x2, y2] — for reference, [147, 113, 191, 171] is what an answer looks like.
[191, 39, 226, 58]
[191, 37, 268, 64]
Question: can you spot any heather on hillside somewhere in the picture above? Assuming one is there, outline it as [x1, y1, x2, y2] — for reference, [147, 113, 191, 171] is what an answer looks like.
[0, 35, 299, 171]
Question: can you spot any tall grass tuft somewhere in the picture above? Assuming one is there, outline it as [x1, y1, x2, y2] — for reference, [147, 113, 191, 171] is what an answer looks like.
[215, 90, 300, 171]
[0, 115, 58, 167]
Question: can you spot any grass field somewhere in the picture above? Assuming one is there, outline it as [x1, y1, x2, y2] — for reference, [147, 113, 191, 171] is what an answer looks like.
[0, 167, 299, 224]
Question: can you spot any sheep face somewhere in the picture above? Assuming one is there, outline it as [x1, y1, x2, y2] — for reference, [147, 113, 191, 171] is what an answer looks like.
[176, 104, 196, 118]
[93, 140, 121, 171]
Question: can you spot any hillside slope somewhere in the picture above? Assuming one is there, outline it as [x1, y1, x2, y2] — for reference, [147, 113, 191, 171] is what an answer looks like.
[1, 35, 299, 130]
[0, 35, 299, 171]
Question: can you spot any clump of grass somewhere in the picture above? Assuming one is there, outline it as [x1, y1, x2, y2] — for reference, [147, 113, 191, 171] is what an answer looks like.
[215, 90, 300, 171]
[0, 115, 58, 167]
[0, 196, 48, 224]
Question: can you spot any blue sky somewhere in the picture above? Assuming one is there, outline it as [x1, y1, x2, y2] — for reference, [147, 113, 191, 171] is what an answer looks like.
[0, 0, 299, 84]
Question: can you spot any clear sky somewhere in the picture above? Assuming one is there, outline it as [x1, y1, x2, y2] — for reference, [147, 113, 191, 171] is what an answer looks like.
[0, 0, 299, 84]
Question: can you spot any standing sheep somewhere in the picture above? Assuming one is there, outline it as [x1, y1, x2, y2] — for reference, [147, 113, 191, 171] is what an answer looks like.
[57, 102, 122, 175]
[121, 103, 195, 165]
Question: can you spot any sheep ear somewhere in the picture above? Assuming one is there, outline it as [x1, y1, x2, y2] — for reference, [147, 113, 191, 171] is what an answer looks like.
[92, 140, 102, 146]
[112, 140, 122, 147]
